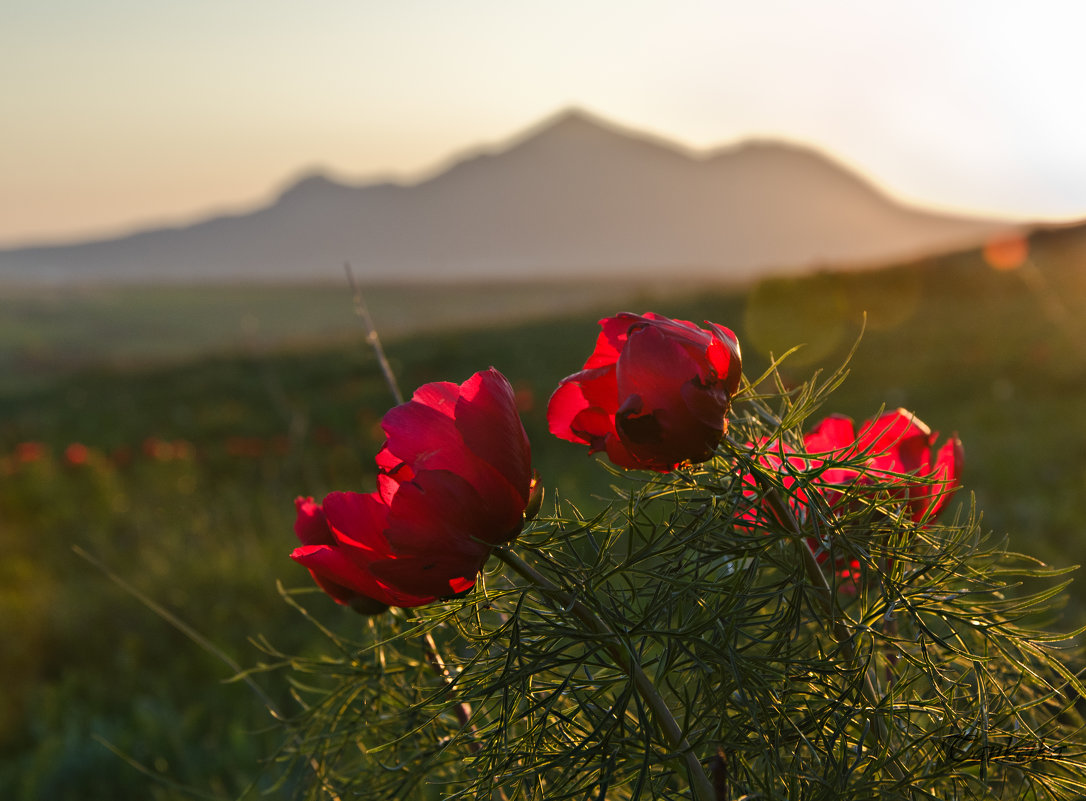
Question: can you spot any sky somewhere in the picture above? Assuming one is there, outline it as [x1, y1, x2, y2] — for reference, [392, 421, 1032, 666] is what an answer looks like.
[4, 0, 1086, 248]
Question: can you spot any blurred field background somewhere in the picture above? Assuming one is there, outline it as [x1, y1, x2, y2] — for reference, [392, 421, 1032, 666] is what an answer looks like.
[2, 224, 1086, 799]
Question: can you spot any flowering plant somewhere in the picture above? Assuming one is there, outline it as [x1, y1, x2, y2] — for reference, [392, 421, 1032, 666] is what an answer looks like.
[548, 313, 742, 471]
[273, 311, 1086, 801]
[291, 368, 535, 611]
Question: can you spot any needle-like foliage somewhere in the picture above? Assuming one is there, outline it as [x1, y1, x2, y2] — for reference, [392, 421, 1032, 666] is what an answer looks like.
[266, 355, 1086, 801]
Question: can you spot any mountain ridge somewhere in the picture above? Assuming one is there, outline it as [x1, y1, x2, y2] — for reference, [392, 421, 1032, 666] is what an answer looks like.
[0, 107, 1017, 284]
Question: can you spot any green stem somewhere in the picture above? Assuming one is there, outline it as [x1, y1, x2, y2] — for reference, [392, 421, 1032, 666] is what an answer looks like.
[761, 487, 905, 782]
[494, 547, 716, 801]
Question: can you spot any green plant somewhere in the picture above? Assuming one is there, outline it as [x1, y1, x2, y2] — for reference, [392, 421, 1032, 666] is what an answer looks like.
[267, 345, 1086, 800]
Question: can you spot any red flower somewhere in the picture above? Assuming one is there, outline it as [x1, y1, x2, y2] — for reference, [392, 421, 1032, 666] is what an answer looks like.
[743, 409, 963, 591]
[801, 409, 964, 524]
[547, 313, 742, 471]
[64, 443, 89, 466]
[14, 441, 45, 463]
[291, 368, 534, 609]
[746, 409, 963, 528]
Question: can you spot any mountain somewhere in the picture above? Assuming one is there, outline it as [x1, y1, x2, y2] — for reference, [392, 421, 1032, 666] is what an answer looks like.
[0, 108, 1015, 284]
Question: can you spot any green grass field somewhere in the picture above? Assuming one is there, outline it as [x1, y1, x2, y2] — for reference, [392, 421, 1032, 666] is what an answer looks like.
[2, 225, 1085, 798]
[0, 277, 712, 393]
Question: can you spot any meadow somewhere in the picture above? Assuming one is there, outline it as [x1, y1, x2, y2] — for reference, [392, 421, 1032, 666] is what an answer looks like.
[1, 224, 1085, 799]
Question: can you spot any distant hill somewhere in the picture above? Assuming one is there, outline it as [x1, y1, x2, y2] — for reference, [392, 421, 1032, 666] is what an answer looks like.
[0, 108, 1018, 285]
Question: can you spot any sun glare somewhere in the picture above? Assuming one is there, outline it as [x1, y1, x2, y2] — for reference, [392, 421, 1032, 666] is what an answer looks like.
[982, 234, 1029, 271]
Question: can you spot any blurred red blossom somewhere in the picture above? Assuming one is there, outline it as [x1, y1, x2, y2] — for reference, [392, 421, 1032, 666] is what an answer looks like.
[513, 381, 536, 413]
[292, 368, 535, 609]
[63, 443, 89, 466]
[548, 312, 742, 472]
[15, 442, 46, 464]
[142, 437, 173, 461]
[226, 436, 265, 459]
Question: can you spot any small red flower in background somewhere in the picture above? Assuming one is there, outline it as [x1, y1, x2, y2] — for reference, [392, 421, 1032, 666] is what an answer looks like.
[513, 381, 536, 413]
[291, 368, 535, 610]
[227, 436, 265, 459]
[547, 312, 742, 472]
[64, 443, 89, 466]
[15, 442, 46, 463]
[142, 437, 173, 461]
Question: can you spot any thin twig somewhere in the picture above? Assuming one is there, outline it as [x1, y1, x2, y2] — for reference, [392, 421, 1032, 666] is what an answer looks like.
[421, 630, 473, 729]
[343, 268, 498, 793]
[344, 262, 404, 405]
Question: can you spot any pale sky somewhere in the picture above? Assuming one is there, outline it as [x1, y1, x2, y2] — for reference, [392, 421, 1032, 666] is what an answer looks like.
[4, 0, 1086, 247]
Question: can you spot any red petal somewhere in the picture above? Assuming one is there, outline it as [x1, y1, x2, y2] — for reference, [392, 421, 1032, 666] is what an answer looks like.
[380, 371, 530, 515]
[857, 410, 930, 461]
[614, 325, 725, 468]
[616, 323, 701, 414]
[547, 380, 591, 443]
[547, 365, 618, 445]
[290, 543, 435, 607]
[680, 374, 732, 430]
[917, 435, 964, 519]
[322, 491, 394, 556]
[384, 469, 516, 556]
[294, 496, 333, 546]
[703, 322, 743, 395]
[571, 407, 618, 452]
[639, 314, 714, 351]
[409, 380, 461, 418]
[454, 369, 533, 501]
[804, 415, 858, 454]
[380, 395, 466, 473]
[370, 551, 483, 598]
[584, 314, 639, 369]
[603, 430, 651, 470]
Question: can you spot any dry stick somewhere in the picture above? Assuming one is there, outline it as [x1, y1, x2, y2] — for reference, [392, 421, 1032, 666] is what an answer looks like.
[72, 546, 345, 801]
[344, 262, 404, 405]
[759, 487, 906, 783]
[421, 630, 473, 732]
[344, 265, 499, 783]
[494, 547, 717, 801]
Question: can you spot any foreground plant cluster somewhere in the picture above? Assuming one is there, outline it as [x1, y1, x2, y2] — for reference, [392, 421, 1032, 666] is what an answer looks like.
[274, 312, 1086, 800]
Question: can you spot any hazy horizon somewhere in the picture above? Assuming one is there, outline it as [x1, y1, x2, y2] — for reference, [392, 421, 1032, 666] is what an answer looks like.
[5, 1, 1086, 248]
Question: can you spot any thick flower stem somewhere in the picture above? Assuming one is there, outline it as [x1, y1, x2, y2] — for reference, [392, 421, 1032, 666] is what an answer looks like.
[494, 547, 717, 801]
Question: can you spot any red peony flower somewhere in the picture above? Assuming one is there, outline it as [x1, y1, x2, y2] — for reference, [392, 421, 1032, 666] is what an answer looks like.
[746, 409, 963, 527]
[547, 312, 742, 472]
[802, 409, 964, 524]
[291, 368, 534, 610]
[743, 409, 963, 592]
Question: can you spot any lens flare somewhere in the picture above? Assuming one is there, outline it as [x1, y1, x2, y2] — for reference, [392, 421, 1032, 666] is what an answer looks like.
[983, 235, 1029, 271]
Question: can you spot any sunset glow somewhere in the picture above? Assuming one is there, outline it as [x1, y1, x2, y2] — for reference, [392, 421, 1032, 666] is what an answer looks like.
[4, 1, 1086, 246]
